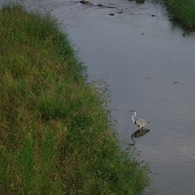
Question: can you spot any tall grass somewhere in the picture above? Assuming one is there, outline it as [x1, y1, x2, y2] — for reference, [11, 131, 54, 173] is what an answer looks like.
[0, 4, 151, 195]
[164, 0, 195, 28]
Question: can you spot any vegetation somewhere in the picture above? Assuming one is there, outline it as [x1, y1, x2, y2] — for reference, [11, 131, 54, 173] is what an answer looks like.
[0, 4, 150, 195]
[164, 0, 195, 28]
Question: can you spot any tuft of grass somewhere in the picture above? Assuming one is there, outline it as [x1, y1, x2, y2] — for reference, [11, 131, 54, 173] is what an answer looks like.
[163, 0, 195, 28]
[0, 4, 151, 195]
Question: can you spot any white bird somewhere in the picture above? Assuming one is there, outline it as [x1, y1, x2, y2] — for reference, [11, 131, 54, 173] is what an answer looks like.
[129, 110, 149, 129]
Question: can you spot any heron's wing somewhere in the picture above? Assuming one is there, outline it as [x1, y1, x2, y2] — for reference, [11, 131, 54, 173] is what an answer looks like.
[136, 118, 149, 124]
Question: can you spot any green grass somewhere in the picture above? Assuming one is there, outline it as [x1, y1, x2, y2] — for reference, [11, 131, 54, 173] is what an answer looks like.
[163, 0, 195, 28]
[0, 4, 151, 195]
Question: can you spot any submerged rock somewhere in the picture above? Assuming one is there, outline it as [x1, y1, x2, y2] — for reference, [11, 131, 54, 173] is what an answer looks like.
[80, 0, 89, 4]
[136, 0, 145, 3]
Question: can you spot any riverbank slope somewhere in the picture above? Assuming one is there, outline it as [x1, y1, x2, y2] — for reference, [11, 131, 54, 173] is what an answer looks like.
[0, 4, 150, 194]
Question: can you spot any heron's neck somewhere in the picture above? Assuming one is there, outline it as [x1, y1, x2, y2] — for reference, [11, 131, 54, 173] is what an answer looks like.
[131, 112, 136, 123]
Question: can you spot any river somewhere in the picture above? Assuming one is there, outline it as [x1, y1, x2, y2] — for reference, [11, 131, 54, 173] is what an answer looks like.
[9, 0, 195, 194]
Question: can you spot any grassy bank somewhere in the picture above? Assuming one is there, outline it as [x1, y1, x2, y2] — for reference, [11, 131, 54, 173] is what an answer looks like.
[164, 0, 195, 28]
[0, 4, 150, 195]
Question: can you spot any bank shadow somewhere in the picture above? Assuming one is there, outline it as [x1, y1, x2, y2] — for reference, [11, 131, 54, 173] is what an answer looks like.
[128, 128, 150, 146]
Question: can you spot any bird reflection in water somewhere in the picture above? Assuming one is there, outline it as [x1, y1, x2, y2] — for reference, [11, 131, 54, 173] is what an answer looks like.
[128, 128, 150, 146]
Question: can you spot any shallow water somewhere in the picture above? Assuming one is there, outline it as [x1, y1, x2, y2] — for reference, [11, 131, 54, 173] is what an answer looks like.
[8, 0, 195, 194]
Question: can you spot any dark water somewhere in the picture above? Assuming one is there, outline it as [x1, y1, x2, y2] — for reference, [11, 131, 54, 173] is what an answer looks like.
[6, 0, 195, 194]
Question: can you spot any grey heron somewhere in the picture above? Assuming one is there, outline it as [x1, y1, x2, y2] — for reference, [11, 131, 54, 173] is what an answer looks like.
[129, 110, 149, 129]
